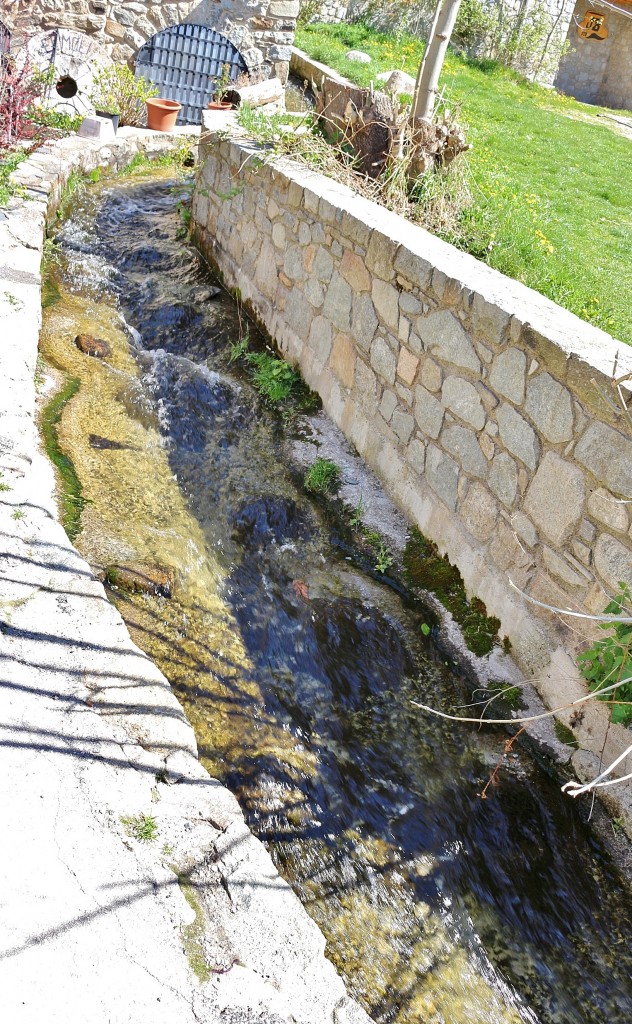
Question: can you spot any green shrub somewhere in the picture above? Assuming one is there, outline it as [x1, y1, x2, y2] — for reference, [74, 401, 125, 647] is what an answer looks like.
[29, 107, 82, 133]
[247, 351, 303, 404]
[89, 65, 158, 127]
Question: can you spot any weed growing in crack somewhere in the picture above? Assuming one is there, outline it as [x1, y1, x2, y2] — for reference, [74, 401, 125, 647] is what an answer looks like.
[304, 457, 341, 495]
[121, 813, 159, 843]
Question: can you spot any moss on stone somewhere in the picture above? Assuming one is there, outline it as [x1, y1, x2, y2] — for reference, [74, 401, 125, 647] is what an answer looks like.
[554, 720, 579, 748]
[403, 527, 500, 657]
[40, 373, 86, 541]
[177, 875, 211, 983]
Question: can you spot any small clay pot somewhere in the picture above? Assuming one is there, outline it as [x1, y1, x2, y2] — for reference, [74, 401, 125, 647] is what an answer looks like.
[207, 101, 232, 111]
[146, 98, 181, 132]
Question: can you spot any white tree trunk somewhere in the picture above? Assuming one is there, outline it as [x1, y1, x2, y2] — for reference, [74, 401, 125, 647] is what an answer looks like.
[412, 0, 463, 121]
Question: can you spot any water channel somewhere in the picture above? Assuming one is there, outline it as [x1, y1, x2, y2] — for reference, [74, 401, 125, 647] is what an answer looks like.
[40, 169, 632, 1024]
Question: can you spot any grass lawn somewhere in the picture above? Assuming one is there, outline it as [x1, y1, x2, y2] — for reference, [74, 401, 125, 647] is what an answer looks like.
[295, 22, 632, 345]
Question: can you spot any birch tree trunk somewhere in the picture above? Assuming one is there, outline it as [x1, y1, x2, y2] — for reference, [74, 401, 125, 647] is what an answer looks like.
[412, 0, 463, 121]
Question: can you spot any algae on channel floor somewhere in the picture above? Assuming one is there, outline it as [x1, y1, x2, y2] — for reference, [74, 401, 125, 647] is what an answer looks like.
[38, 266, 319, 785]
[40, 374, 86, 541]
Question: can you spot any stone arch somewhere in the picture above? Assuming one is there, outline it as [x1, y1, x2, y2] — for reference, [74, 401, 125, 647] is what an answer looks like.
[135, 24, 249, 124]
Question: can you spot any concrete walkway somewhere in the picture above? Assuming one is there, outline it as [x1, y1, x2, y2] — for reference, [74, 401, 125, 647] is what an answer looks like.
[0, 127, 369, 1024]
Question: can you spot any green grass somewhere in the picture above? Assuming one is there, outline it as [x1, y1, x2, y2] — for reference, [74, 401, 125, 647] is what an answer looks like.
[121, 813, 159, 843]
[304, 456, 341, 495]
[296, 22, 632, 344]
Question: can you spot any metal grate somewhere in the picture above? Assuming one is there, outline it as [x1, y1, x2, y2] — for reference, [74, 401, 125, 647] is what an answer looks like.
[0, 20, 10, 58]
[135, 24, 247, 126]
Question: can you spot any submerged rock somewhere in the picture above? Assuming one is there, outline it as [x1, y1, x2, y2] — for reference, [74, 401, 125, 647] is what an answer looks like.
[89, 434, 136, 451]
[104, 563, 174, 597]
[233, 495, 309, 548]
[75, 334, 111, 358]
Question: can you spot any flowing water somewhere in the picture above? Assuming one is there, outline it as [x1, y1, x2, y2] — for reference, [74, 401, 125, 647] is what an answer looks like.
[40, 171, 632, 1024]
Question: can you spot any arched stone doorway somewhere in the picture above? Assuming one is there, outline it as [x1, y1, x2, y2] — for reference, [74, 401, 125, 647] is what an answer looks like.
[135, 24, 249, 124]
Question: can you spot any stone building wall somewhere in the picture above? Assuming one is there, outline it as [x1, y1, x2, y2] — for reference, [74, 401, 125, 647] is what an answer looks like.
[556, 0, 632, 110]
[0, 0, 298, 81]
[191, 129, 632, 712]
[315, 0, 349, 24]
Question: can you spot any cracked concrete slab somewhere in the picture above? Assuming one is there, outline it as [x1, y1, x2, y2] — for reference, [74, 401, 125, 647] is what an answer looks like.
[0, 129, 373, 1024]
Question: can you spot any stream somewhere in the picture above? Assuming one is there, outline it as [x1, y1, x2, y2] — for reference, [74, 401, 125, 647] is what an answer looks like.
[39, 169, 632, 1024]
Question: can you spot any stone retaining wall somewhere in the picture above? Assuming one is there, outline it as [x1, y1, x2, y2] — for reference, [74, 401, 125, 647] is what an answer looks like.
[192, 125, 632, 790]
[1, 125, 370, 1022]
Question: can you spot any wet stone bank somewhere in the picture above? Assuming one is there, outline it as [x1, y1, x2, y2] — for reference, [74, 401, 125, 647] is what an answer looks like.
[37, 160, 632, 1024]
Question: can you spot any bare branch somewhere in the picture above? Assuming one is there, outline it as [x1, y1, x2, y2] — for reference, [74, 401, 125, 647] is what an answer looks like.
[561, 742, 632, 797]
[507, 578, 632, 622]
[411, 676, 632, 726]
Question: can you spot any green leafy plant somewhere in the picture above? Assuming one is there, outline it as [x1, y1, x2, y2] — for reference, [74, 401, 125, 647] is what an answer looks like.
[89, 65, 158, 127]
[121, 813, 159, 843]
[247, 351, 302, 404]
[373, 541, 394, 575]
[42, 237, 62, 270]
[349, 496, 365, 530]
[28, 107, 82, 133]
[11, 508, 25, 521]
[3, 290, 23, 309]
[361, 526, 394, 574]
[212, 62, 234, 102]
[304, 457, 341, 495]
[175, 198, 192, 238]
[577, 583, 632, 725]
[229, 333, 250, 364]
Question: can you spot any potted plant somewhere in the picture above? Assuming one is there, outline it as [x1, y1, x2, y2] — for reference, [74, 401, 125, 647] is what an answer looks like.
[207, 63, 233, 110]
[89, 65, 158, 129]
[95, 108, 120, 132]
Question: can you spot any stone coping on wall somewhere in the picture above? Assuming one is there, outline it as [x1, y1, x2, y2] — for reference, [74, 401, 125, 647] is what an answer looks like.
[192, 123, 632, 807]
[0, 125, 371, 1022]
[291, 45, 356, 88]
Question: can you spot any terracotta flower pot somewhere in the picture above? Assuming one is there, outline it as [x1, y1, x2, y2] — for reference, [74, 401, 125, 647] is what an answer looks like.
[207, 101, 232, 111]
[146, 98, 181, 132]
